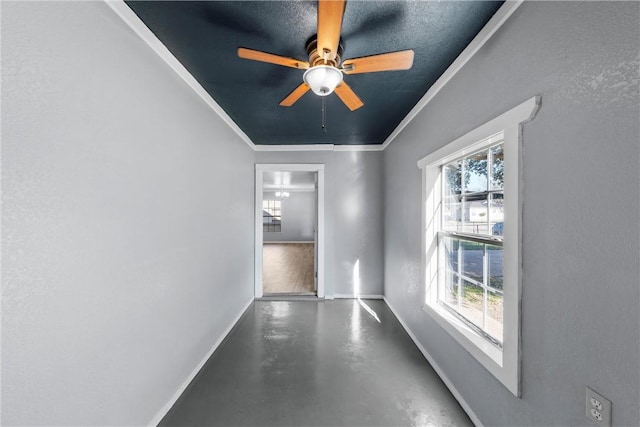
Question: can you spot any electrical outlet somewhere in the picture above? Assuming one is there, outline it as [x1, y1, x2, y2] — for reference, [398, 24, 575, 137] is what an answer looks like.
[586, 387, 611, 426]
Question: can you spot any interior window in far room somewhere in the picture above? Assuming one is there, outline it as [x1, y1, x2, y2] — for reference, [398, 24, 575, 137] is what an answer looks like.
[263, 199, 281, 232]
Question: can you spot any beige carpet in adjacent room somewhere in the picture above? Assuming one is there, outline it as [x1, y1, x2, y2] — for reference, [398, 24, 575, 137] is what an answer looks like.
[262, 243, 315, 294]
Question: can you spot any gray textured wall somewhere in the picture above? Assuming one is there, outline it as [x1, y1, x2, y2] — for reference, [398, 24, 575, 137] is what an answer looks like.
[263, 191, 315, 242]
[383, 2, 639, 426]
[256, 151, 384, 297]
[1, 2, 255, 425]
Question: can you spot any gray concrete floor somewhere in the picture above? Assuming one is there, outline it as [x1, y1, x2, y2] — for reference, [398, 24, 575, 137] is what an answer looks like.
[159, 300, 472, 426]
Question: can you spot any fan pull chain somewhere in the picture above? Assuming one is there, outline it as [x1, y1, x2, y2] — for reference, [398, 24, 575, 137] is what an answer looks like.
[322, 97, 327, 132]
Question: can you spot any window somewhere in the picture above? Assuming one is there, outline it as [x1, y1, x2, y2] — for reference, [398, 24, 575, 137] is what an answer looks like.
[440, 144, 505, 346]
[263, 200, 281, 232]
[418, 97, 539, 397]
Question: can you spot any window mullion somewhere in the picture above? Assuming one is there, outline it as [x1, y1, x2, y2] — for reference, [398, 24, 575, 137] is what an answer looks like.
[482, 243, 488, 331]
[487, 148, 492, 230]
[439, 230, 502, 246]
[457, 238, 462, 312]
[461, 159, 466, 233]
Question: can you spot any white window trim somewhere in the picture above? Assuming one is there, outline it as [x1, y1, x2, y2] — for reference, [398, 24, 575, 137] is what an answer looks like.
[417, 97, 540, 397]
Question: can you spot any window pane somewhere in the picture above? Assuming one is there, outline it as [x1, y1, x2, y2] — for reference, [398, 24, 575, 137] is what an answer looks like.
[443, 196, 462, 231]
[491, 144, 504, 190]
[461, 240, 483, 282]
[487, 244, 503, 291]
[439, 233, 503, 344]
[444, 160, 462, 196]
[487, 243, 503, 342]
[465, 193, 489, 234]
[443, 270, 459, 307]
[443, 236, 459, 272]
[486, 288, 503, 343]
[490, 193, 504, 236]
[460, 279, 484, 328]
[464, 150, 488, 193]
[263, 200, 282, 233]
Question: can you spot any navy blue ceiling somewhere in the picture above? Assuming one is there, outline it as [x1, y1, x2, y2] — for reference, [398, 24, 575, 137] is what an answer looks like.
[126, 1, 503, 145]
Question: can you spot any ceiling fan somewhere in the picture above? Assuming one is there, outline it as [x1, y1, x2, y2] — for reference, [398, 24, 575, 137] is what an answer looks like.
[237, 0, 414, 111]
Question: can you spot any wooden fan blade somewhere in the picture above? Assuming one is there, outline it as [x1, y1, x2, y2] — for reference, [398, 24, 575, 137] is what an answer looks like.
[342, 50, 414, 74]
[334, 82, 363, 111]
[317, 0, 345, 61]
[238, 47, 309, 69]
[280, 83, 310, 107]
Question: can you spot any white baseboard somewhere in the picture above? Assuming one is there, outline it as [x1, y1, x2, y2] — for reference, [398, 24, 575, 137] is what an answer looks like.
[147, 298, 254, 426]
[383, 297, 483, 427]
[333, 294, 384, 300]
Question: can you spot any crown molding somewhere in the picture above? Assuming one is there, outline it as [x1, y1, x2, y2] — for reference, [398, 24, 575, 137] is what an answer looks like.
[104, 0, 256, 150]
[381, 0, 524, 150]
[254, 144, 384, 152]
[333, 144, 384, 152]
[254, 144, 334, 152]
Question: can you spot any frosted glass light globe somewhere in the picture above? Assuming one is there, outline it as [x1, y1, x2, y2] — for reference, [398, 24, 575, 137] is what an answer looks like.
[303, 65, 343, 96]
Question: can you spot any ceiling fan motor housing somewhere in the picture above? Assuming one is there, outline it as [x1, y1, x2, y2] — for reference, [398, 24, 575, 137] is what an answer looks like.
[306, 36, 344, 67]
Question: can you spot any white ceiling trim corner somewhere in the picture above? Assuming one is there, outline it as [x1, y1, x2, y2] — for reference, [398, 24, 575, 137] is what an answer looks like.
[333, 145, 384, 152]
[104, 0, 256, 150]
[254, 144, 335, 152]
[381, 0, 524, 151]
[105, 0, 522, 153]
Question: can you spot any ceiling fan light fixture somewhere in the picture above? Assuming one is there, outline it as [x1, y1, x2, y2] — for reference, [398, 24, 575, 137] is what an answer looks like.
[276, 189, 290, 199]
[303, 65, 343, 96]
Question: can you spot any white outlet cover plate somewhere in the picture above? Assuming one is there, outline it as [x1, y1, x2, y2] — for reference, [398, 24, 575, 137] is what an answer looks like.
[586, 387, 612, 427]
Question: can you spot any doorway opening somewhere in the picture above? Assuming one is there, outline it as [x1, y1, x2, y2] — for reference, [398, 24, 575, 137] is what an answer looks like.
[255, 164, 325, 298]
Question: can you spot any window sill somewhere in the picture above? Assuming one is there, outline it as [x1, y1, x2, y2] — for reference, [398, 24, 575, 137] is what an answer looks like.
[423, 303, 520, 397]
[423, 296, 520, 396]
[423, 301, 502, 367]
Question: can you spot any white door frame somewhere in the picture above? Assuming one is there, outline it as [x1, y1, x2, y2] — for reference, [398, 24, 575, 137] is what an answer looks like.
[255, 164, 325, 298]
